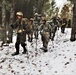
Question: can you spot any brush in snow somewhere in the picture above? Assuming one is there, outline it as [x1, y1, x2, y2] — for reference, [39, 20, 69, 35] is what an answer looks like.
[63, 39, 69, 42]
[0, 43, 9, 47]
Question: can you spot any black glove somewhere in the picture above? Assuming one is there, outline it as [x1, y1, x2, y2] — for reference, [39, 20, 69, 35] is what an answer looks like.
[9, 24, 14, 28]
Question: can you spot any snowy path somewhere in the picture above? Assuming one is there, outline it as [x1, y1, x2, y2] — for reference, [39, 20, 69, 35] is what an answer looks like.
[0, 28, 76, 75]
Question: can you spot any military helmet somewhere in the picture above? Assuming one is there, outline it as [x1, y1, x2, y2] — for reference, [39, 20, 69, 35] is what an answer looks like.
[38, 14, 41, 17]
[16, 11, 23, 16]
[34, 13, 38, 16]
[42, 19, 46, 23]
[30, 18, 34, 21]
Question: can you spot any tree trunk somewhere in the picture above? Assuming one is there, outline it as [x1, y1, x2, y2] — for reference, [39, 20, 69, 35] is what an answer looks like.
[70, 0, 76, 41]
[1, 0, 6, 44]
[2, 0, 6, 28]
[8, 0, 15, 43]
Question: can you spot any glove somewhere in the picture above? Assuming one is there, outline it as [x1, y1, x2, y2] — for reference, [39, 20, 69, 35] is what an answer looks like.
[40, 30, 43, 35]
[10, 24, 14, 28]
[58, 27, 59, 30]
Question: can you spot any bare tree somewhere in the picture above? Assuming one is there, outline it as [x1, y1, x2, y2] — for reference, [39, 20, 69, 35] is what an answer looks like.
[70, 0, 76, 41]
[1, 0, 6, 45]
[7, 0, 15, 43]
[2, 0, 6, 28]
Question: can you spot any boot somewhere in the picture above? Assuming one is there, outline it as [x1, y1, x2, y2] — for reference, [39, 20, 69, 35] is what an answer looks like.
[21, 43, 27, 54]
[43, 45, 48, 52]
[12, 42, 19, 56]
[35, 31, 38, 39]
[12, 52, 19, 56]
[30, 38, 33, 42]
[28, 38, 32, 42]
[22, 47, 27, 54]
[43, 47, 48, 52]
[40, 47, 48, 52]
[51, 38, 54, 41]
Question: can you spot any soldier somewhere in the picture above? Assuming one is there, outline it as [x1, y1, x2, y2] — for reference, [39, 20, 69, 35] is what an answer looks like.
[26, 18, 33, 42]
[33, 13, 40, 39]
[61, 18, 67, 33]
[39, 19, 51, 52]
[50, 16, 59, 41]
[11, 11, 27, 56]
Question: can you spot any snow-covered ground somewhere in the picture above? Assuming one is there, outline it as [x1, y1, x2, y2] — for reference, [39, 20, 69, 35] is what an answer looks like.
[0, 28, 76, 75]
